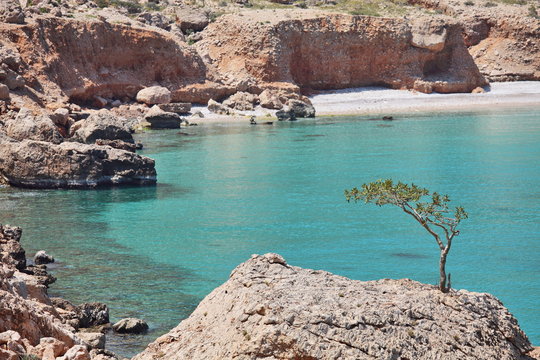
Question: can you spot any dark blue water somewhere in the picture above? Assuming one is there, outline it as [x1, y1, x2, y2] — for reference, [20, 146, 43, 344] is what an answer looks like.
[1, 108, 538, 356]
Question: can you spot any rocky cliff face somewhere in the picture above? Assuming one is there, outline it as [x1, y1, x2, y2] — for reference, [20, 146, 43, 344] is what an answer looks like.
[196, 12, 486, 94]
[134, 253, 534, 360]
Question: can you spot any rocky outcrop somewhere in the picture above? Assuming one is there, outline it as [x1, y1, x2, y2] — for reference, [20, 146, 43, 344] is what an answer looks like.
[135, 253, 533, 360]
[4, 108, 63, 144]
[196, 12, 486, 94]
[69, 110, 134, 145]
[0, 224, 24, 271]
[136, 86, 172, 105]
[112, 318, 149, 334]
[144, 105, 183, 128]
[0, 139, 156, 188]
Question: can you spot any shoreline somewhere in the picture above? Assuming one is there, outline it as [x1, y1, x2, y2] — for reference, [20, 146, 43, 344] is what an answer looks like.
[188, 81, 540, 125]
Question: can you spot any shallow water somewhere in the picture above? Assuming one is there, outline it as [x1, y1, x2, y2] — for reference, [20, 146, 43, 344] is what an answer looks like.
[1, 108, 539, 357]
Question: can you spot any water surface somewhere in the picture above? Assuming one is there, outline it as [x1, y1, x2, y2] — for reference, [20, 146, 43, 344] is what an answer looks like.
[1, 108, 538, 356]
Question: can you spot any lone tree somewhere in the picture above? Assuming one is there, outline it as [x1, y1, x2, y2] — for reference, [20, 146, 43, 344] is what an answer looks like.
[345, 179, 468, 293]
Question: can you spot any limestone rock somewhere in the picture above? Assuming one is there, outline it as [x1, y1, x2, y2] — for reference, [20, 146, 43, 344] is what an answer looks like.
[144, 106, 183, 129]
[222, 92, 258, 111]
[158, 102, 192, 114]
[287, 99, 315, 118]
[112, 318, 148, 334]
[275, 107, 296, 121]
[0, 0, 24, 24]
[4, 108, 63, 144]
[34, 250, 55, 265]
[258, 89, 283, 110]
[411, 18, 448, 52]
[0, 140, 156, 189]
[0, 84, 9, 100]
[76, 332, 105, 349]
[134, 253, 533, 360]
[95, 139, 137, 152]
[69, 110, 134, 144]
[207, 99, 233, 115]
[174, 7, 209, 32]
[62, 345, 90, 360]
[136, 86, 171, 105]
[0, 224, 25, 271]
[77, 302, 109, 328]
[50, 108, 71, 127]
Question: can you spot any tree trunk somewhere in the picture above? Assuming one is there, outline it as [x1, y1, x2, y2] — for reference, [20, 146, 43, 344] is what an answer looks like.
[439, 248, 449, 292]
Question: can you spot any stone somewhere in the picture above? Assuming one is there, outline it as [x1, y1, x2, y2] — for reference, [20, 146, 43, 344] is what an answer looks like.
[413, 79, 433, 94]
[63, 345, 90, 360]
[0, 224, 25, 271]
[144, 106, 183, 129]
[112, 318, 149, 334]
[77, 302, 109, 328]
[95, 139, 137, 152]
[50, 108, 71, 127]
[0, 140, 156, 189]
[258, 89, 283, 110]
[134, 253, 534, 360]
[76, 332, 105, 349]
[4, 108, 63, 144]
[410, 18, 448, 52]
[32, 337, 69, 359]
[174, 7, 209, 32]
[4, 69, 24, 90]
[0, 330, 21, 345]
[136, 86, 171, 105]
[34, 250, 54, 265]
[275, 107, 296, 121]
[207, 99, 232, 115]
[158, 102, 191, 114]
[0, 84, 9, 101]
[222, 92, 258, 111]
[69, 110, 134, 144]
[472, 86, 486, 94]
[93, 96, 108, 108]
[137, 12, 172, 30]
[287, 99, 315, 118]
[0, 0, 24, 24]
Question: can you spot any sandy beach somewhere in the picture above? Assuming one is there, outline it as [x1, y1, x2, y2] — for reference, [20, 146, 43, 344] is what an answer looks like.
[189, 82, 540, 125]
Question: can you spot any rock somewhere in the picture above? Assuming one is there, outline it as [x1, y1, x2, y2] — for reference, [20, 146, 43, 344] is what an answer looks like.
[207, 99, 232, 115]
[158, 102, 191, 114]
[4, 108, 63, 144]
[410, 18, 448, 52]
[69, 110, 134, 144]
[136, 86, 171, 105]
[0, 84, 9, 101]
[0, 224, 25, 270]
[89, 349, 119, 360]
[63, 345, 90, 360]
[95, 139, 137, 152]
[77, 302, 109, 328]
[144, 106, 183, 129]
[76, 332, 105, 349]
[33, 250, 54, 265]
[31, 337, 69, 359]
[93, 96, 108, 108]
[287, 99, 315, 118]
[137, 12, 172, 30]
[0, 0, 24, 24]
[134, 253, 534, 360]
[4, 69, 24, 90]
[0, 140, 156, 189]
[112, 318, 148, 334]
[472, 86, 485, 94]
[50, 108, 71, 127]
[258, 89, 283, 110]
[275, 107, 296, 121]
[413, 79, 433, 94]
[174, 7, 209, 32]
[222, 92, 258, 111]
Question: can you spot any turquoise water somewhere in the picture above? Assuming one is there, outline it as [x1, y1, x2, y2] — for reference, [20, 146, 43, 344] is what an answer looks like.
[0, 109, 539, 357]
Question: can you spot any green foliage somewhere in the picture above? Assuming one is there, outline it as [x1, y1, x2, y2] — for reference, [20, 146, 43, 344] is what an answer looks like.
[95, 0, 142, 13]
[345, 179, 468, 292]
[39, 6, 50, 13]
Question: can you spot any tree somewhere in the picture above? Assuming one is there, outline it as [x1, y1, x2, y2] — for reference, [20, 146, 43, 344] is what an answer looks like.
[344, 179, 468, 293]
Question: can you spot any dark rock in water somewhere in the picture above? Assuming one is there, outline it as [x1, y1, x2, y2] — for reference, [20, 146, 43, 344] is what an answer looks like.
[145, 106, 183, 129]
[382, 116, 394, 120]
[113, 318, 149, 334]
[23, 264, 57, 286]
[70, 110, 134, 144]
[0, 223, 25, 270]
[34, 250, 55, 265]
[0, 139, 156, 189]
[276, 108, 296, 121]
[158, 102, 192, 114]
[78, 302, 110, 328]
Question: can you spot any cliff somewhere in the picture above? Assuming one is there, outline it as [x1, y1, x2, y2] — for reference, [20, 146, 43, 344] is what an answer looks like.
[134, 253, 534, 360]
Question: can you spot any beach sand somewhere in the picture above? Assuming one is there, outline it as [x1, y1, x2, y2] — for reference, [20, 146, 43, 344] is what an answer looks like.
[188, 82, 540, 125]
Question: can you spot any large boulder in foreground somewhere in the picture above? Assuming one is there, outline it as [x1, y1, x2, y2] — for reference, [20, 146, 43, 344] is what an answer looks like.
[69, 110, 134, 144]
[134, 253, 533, 360]
[0, 139, 156, 188]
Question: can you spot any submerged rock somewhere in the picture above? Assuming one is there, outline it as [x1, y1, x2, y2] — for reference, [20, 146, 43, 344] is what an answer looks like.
[134, 253, 533, 360]
[0, 139, 156, 189]
[113, 318, 149, 334]
[33, 250, 54, 265]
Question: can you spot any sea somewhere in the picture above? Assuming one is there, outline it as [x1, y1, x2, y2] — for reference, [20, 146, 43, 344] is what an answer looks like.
[0, 108, 538, 357]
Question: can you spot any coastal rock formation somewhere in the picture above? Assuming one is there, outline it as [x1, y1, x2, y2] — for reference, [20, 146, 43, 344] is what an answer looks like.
[0, 139, 156, 188]
[196, 12, 486, 94]
[69, 110, 134, 145]
[112, 318, 149, 334]
[4, 108, 63, 144]
[33, 250, 55, 265]
[136, 86, 172, 105]
[135, 253, 533, 360]
[0, 224, 24, 271]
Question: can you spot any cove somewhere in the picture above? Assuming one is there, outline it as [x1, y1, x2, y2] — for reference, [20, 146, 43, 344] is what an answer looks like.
[0, 108, 538, 357]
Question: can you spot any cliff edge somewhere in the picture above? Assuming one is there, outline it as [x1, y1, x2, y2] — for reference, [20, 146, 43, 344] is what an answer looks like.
[134, 253, 534, 360]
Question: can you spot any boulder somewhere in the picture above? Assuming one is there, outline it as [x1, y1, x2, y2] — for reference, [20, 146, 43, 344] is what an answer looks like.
[0, 140, 156, 189]
[69, 111, 134, 144]
[207, 99, 233, 115]
[0, 0, 24, 24]
[49, 108, 71, 127]
[144, 106, 183, 129]
[222, 92, 258, 111]
[3, 69, 24, 90]
[410, 18, 448, 52]
[62, 345, 90, 360]
[4, 108, 63, 144]
[275, 107, 296, 121]
[77, 302, 109, 328]
[0, 84, 9, 101]
[76, 332, 105, 349]
[31, 337, 69, 359]
[136, 86, 171, 105]
[112, 318, 148, 334]
[258, 89, 283, 110]
[33, 250, 54, 265]
[134, 253, 534, 360]
[174, 7, 209, 32]
[288, 99, 315, 118]
[158, 102, 192, 114]
[95, 139, 137, 152]
[0, 224, 25, 271]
